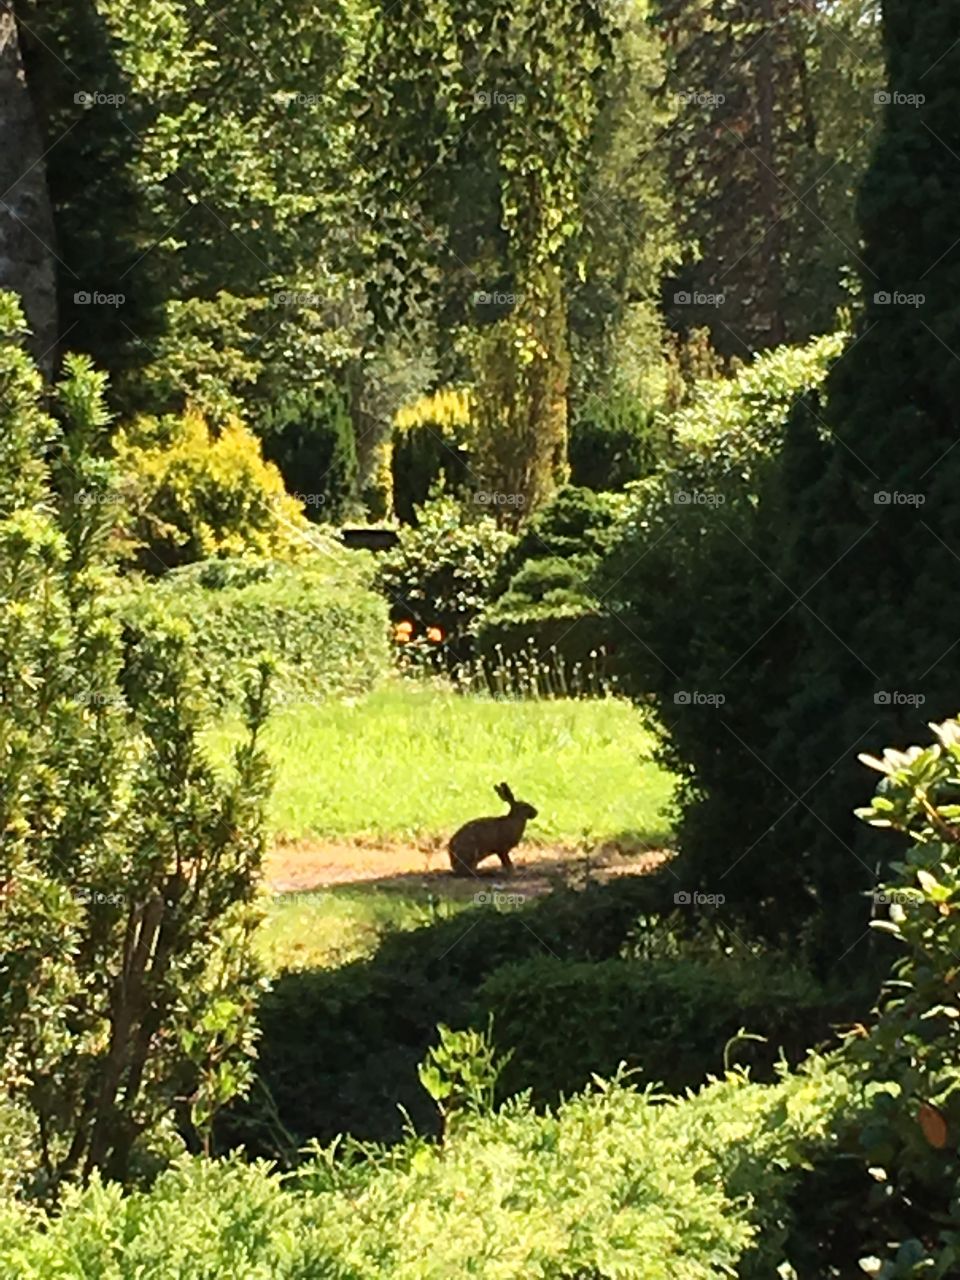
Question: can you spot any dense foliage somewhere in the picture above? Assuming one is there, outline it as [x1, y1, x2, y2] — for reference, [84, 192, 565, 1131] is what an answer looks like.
[479, 950, 841, 1102]
[375, 493, 515, 661]
[223, 877, 674, 1150]
[8, 0, 885, 527]
[0, 295, 271, 1190]
[568, 391, 665, 492]
[655, 0, 882, 353]
[596, 332, 851, 955]
[0, 1055, 862, 1278]
[114, 411, 308, 573]
[120, 556, 391, 711]
[597, 0, 960, 965]
[4, 3, 959, 1277]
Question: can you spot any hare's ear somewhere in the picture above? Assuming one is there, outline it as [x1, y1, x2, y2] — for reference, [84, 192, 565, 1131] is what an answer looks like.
[495, 781, 515, 805]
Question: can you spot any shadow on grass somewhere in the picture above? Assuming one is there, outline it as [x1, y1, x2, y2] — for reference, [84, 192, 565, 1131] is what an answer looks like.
[219, 864, 869, 1165]
[220, 872, 677, 1159]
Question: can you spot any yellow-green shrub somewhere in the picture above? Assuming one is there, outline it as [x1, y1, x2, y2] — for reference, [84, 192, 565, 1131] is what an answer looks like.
[115, 410, 309, 572]
[0, 1059, 860, 1279]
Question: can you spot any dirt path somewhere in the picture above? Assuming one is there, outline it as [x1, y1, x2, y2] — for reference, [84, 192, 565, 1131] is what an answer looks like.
[264, 837, 671, 900]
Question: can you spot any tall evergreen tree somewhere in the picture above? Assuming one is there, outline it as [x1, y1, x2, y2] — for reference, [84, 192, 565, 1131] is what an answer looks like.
[759, 0, 960, 958]
[643, 0, 960, 965]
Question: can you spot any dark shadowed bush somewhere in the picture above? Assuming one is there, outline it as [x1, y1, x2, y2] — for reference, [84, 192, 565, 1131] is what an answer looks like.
[477, 951, 845, 1103]
[569, 390, 665, 491]
[259, 387, 359, 522]
[220, 876, 676, 1153]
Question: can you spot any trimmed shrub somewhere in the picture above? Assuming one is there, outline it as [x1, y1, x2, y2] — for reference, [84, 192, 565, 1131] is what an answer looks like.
[595, 333, 851, 954]
[259, 387, 359, 523]
[476, 487, 629, 679]
[665, 330, 845, 490]
[221, 876, 676, 1151]
[120, 556, 390, 710]
[569, 390, 665, 491]
[477, 951, 842, 1103]
[114, 409, 309, 573]
[494, 485, 626, 589]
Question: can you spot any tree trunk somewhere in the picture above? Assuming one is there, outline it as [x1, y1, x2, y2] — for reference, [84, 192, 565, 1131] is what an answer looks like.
[756, 0, 786, 347]
[0, 4, 58, 376]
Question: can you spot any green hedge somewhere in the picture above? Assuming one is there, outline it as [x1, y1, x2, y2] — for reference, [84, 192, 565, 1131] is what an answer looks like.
[221, 877, 858, 1158]
[475, 610, 636, 694]
[473, 487, 628, 686]
[119, 556, 390, 710]
[477, 952, 843, 1102]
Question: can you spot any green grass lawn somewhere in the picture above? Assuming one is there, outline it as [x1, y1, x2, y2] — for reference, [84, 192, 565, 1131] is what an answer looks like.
[256, 885, 466, 972]
[208, 681, 674, 845]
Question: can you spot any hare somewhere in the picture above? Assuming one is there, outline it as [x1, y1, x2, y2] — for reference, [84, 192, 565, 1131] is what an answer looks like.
[448, 782, 538, 877]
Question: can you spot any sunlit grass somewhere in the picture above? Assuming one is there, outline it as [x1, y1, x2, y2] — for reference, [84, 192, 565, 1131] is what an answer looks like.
[255, 885, 467, 973]
[208, 681, 674, 845]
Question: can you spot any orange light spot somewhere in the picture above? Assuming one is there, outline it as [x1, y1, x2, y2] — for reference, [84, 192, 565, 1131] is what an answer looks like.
[919, 1102, 949, 1149]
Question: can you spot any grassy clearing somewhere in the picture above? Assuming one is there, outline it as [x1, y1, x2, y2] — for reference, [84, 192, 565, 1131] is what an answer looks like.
[208, 681, 674, 845]
[255, 885, 467, 973]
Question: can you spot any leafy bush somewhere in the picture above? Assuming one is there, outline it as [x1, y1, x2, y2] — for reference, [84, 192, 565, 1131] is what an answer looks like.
[478, 951, 842, 1103]
[0, 1057, 862, 1279]
[599, 0, 960, 970]
[375, 491, 515, 662]
[120, 555, 390, 711]
[0, 294, 271, 1191]
[259, 387, 359, 523]
[665, 331, 844, 489]
[476, 486, 628, 675]
[494, 485, 626, 591]
[114, 409, 309, 572]
[830, 718, 960, 1277]
[131, 292, 266, 423]
[569, 390, 665, 491]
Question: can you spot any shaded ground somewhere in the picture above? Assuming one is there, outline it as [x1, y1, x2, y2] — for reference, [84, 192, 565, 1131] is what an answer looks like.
[264, 836, 672, 900]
